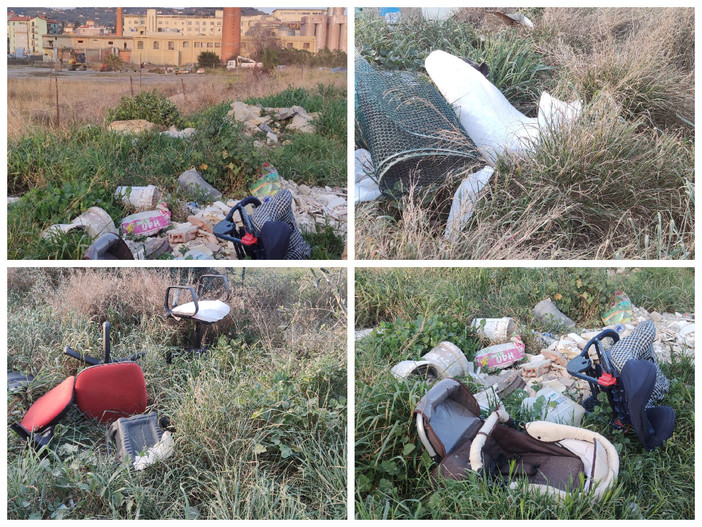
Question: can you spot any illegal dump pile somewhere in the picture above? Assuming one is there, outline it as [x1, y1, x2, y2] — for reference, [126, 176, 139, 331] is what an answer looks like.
[7, 268, 347, 519]
[8, 85, 347, 260]
[355, 267, 694, 519]
[355, 8, 694, 260]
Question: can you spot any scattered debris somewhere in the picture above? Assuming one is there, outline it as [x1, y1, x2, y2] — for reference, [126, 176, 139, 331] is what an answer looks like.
[160, 126, 197, 139]
[115, 185, 162, 210]
[425, 50, 581, 166]
[602, 290, 633, 325]
[8, 372, 34, 391]
[421, 341, 471, 379]
[42, 206, 118, 240]
[521, 387, 586, 426]
[108, 119, 158, 134]
[533, 298, 576, 329]
[121, 203, 171, 237]
[227, 101, 318, 136]
[84, 232, 134, 260]
[107, 413, 172, 469]
[178, 168, 223, 201]
[475, 335, 526, 370]
[354, 148, 381, 203]
[471, 316, 516, 342]
[391, 360, 439, 381]
[444, 166, 495, 239]
[250, 163, 281, 198]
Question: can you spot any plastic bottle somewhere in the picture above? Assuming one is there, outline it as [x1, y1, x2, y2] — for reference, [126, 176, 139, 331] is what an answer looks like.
[521, 387, 586, 426]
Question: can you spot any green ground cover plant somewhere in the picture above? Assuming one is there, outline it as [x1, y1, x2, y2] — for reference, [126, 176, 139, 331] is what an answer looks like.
[7, 84, 346, 260]
[355, 267, 694, 519]
[355, 8, 694, 260]
[7, 268, 347, 520]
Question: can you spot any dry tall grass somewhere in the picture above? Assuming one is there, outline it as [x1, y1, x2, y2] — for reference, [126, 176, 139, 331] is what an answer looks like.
[7, 66, 345, 139]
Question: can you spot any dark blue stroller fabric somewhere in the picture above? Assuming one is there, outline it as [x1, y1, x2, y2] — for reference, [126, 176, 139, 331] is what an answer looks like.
[259, 221, 292, 260]
[620, 360, 676, 451]
[609, 321, 669, 407]
[251, 190, 311, 259]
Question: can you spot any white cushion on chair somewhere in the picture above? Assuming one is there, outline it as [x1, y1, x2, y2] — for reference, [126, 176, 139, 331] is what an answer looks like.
[171, 300, 230, 323]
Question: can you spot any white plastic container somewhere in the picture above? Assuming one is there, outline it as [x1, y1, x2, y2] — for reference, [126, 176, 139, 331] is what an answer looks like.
[521, 387, 586, 427]
[41, 206, 118, 241]
[471, 316, 516, 342]
[390, 360, 439, 381]
[421, 341, 470, 379]
[115, 185, 162, 210]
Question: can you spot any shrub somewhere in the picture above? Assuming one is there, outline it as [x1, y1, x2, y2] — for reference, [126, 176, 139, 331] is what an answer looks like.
[105, 89, 183, 127]
[197, 51, 220, 69]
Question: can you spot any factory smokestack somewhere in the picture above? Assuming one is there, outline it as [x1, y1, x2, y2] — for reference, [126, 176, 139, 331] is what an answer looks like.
[221, 7, 241, 63]
[115, 7, 123, 36]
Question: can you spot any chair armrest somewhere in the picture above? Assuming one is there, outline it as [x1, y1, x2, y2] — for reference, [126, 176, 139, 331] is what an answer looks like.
[165, 286, 198, 318]
[197, 274, 230, 302]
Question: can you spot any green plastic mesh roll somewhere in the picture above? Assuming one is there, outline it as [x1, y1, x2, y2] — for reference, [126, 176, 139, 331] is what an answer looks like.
[355, 51, 478, 191]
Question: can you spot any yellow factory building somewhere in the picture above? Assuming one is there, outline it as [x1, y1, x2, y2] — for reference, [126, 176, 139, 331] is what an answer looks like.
[42, 8, 346, 67]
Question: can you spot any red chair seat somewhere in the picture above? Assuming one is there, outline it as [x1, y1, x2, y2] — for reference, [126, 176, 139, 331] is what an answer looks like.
[74, 363, 147, 422]
[20, 376, 75, 433]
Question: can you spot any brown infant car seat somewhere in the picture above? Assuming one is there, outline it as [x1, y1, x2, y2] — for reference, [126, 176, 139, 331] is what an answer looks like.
[414, 378, 619, 500]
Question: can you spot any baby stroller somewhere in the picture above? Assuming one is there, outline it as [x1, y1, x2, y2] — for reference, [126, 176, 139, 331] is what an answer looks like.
[213, 190, 311, 260]
[566, 321, 675, 451]
[415, 378, 619, 500]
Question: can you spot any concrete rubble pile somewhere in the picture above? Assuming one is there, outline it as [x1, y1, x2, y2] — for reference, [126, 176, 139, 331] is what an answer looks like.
[367, 298, 694, 426]
[227, 100, 318, 145]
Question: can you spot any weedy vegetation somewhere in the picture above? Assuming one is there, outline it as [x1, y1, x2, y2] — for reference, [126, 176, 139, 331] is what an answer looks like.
[356, 8, 694, 260]
[7, 66, 347, 260]
[355, 267, 694, 519]
[7, 267, 347, 520]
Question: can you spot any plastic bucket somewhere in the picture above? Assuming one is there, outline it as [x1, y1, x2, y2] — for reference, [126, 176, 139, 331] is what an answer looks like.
[390, 360, 439, 382]
[71, 207, 118, 239]
[471, 317, 516, 342]
[422, 341, 470, 379]
[115, 185, 161, 210]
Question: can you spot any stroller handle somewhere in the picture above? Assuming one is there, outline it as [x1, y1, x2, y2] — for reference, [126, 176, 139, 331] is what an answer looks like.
[567, 329, 620, 385]
[224, 197, 260, 233]
[469, 405, 511, 471]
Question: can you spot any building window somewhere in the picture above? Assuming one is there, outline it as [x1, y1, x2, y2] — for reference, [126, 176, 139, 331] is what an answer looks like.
[78, 40, 84, 44]
[194, 42, 200, 48]
[153, 41, 159, 49]
[303, 42, 310, 50]
[287, 43, 293, 48]
[108, 41, 113, 45]
[137, 41, 143, 49]
[214, 42, 220, 48]
[168, 41, 174, 50]
[206, 42, 213, 48]
[183, 41, 189, 48]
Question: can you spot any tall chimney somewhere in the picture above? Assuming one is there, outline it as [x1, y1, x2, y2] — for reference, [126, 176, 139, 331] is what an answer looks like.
[221, 7, 241, 63]
[115, 7, 123, 36]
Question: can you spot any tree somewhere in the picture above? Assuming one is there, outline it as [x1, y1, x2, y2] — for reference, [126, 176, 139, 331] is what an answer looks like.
[197, 51, 220, 68]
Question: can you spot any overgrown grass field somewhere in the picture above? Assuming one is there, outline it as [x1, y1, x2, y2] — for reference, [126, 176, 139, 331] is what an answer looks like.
[7, 68, 347, 259]
[356, 8, 694, 260]
[7, 268, 347, 519]
[355, 267, 694, 519]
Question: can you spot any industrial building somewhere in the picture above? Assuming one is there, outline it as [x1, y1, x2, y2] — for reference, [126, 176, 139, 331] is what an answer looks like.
[40, 7, 347, 67]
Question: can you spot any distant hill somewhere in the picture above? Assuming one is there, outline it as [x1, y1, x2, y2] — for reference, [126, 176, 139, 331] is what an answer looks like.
[7, 7, 266, 28]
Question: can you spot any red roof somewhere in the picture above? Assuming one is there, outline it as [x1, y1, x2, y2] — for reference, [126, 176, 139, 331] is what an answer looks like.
[9, 16, 32, 22]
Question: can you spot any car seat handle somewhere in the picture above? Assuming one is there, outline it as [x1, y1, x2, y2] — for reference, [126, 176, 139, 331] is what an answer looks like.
[469, 405, 510, 471]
